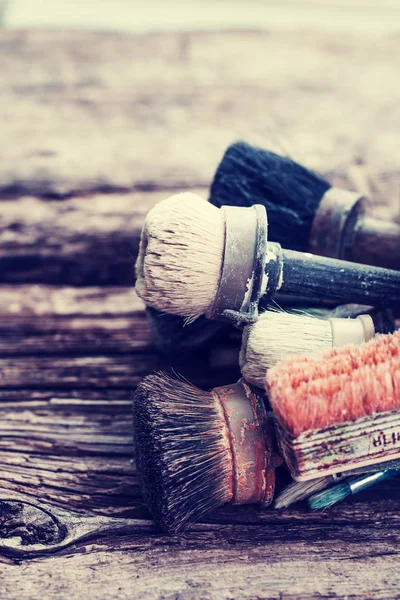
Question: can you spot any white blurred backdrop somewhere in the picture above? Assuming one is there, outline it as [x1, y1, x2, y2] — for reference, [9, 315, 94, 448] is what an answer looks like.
[1, 0, 400, 35]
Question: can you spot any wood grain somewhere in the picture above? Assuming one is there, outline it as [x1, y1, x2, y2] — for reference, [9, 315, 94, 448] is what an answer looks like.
[0, 192, 178, 285]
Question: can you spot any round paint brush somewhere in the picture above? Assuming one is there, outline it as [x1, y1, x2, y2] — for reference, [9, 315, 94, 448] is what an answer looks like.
[133, 373, 279, 533]
[240, 308, 396, 388]
[275, 475, 341, 510]
[135, 193, 400, 324]
[210, 141, 400, 269]
[308, 470, 399, 510]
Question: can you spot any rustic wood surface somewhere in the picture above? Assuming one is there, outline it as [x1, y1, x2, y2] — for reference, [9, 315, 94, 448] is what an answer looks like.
[0, 26, 400, 600]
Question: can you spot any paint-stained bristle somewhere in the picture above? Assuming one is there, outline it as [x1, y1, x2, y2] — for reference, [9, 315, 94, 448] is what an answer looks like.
[240, 311, 332, 387]
[267, 330, 400, 436]
[135, 192, 225, 318]
[274, 476, 334, 509]
[308, 482, 351, 510]
[210, 141, 330, 251]
[133, 372, 233, 533]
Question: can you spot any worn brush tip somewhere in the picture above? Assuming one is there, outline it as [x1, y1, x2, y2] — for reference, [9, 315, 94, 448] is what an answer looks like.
[133, 372, 232, 533]
[274, 476, 333, 509]
[135, 192, 225, 318]
[308, 482, 351, 510]
[267, 330, 400, 437]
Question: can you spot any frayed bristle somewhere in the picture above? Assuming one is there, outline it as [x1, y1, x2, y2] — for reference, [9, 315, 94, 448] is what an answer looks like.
[267, 330, 400, 436]
[135, 192, 224, 318]
[210, 141, 330, 251]
[308, 482, 351, 510]
[240, 311, 332, 387]
[274, 476, 333, 509]
[133, 372, 232, 533]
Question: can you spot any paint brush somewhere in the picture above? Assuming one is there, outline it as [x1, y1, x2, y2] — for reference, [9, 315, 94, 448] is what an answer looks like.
[266, 330, 400, 481]
[133, 373, 279, 533]
[275, 475, 341, 509]
[210, 141, 400, 269]
[135, 192, 400, 324]
[308, 470, 399, 510]
[240, 308, 396, 388]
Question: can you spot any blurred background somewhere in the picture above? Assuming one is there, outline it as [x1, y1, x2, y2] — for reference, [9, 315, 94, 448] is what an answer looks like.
[2, 0, 400, 34]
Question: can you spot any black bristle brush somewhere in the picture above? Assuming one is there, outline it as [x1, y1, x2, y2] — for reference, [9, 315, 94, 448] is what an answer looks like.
[145, 306, 225, 361]
[210, 141, 400, 270]
[133, 373, 279, 533]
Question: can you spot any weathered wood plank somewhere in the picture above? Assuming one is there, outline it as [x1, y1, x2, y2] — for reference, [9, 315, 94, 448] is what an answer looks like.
[0, 354, 159, 388]
[0, 285, 240, 386]
[0, 30, 400, 200]
[0, 192, 176, 285]
[2, 493, 400, 599]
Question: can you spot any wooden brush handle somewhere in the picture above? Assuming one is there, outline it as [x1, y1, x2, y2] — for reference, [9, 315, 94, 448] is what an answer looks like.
[351, 216, 400, 270]
[309, 188, 400, 271]
[261, 244, 400, 310]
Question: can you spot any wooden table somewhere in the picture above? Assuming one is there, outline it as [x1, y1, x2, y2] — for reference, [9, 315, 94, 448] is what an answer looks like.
[1, 27, 400, 600]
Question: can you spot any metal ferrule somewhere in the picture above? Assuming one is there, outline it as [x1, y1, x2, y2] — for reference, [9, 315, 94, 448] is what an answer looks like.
[206, 204, 268, 325]
[349, 471, 388, 494]
[212, 380, 276, 507]
[309, 187, 368, 260]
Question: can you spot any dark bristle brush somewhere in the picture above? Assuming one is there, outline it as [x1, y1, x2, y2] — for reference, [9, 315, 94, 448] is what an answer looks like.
[210, 141, 400, 270]
[145, 306, 226, 361]
[136, 193, 400, 324]
[133, 373, 280, 534]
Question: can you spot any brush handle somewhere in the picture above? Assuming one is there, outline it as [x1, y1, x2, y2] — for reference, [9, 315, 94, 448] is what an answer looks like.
[309, 188, 400, 270]
[261, 244, 400, 310]
[347, 469, 399, 496]
[352, 217, 400, 270]
[212, 205, 400, 326]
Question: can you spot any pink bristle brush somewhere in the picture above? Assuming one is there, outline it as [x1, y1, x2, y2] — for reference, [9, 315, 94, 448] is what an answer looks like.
[266, 330, 400, 481]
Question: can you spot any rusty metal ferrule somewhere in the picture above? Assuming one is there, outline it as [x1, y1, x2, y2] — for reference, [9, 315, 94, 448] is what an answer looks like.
[308, 187, 368, 260]
[206, 204, 268, 326]
[212, 380, 276, 507]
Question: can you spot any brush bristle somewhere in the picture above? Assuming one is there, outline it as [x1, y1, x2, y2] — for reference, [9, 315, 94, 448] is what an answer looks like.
[135, 192, 225, 318]
[274, 476, 333, 509]
[240, 311, 332, 387]
[146, 306, 225, 359]
[210, 141, 331, 251]
[308, 482, 351, 510]
[267, 330, 400, 437]
[133, 372, 232, 533]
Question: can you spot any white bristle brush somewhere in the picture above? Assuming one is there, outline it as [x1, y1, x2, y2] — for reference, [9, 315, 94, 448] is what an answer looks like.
[135, 193, 400, 324]
[239, 309, 395, 388]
